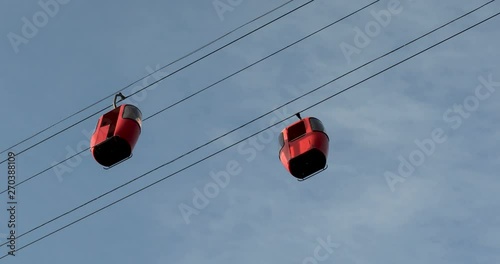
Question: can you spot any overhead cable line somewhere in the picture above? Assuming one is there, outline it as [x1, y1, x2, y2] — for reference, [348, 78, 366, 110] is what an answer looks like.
[0, 0, 314, 165]
[3, 5, 497, 256]
[0, 0, 379, 194]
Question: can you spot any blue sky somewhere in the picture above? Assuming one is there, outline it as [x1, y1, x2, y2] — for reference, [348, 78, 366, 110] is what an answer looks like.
[1, 0, 500, 263]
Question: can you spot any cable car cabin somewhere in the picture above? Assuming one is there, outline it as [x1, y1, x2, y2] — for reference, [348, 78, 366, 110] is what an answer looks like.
[90, 104, 142, 168]
[279, 117, 329, 180]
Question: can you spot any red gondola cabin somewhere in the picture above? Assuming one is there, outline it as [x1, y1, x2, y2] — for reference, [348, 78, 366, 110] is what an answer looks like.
[90, 102, 142, 168]
[279, 116, 329, 180]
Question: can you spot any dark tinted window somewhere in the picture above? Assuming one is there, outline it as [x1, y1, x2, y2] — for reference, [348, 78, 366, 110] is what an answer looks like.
[98, 108, 120, 129]
[122, 105, 142, 127]
[309, 117, 324, 132]
[278, 132, 284, 147]
[287, 121, 306, 141]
